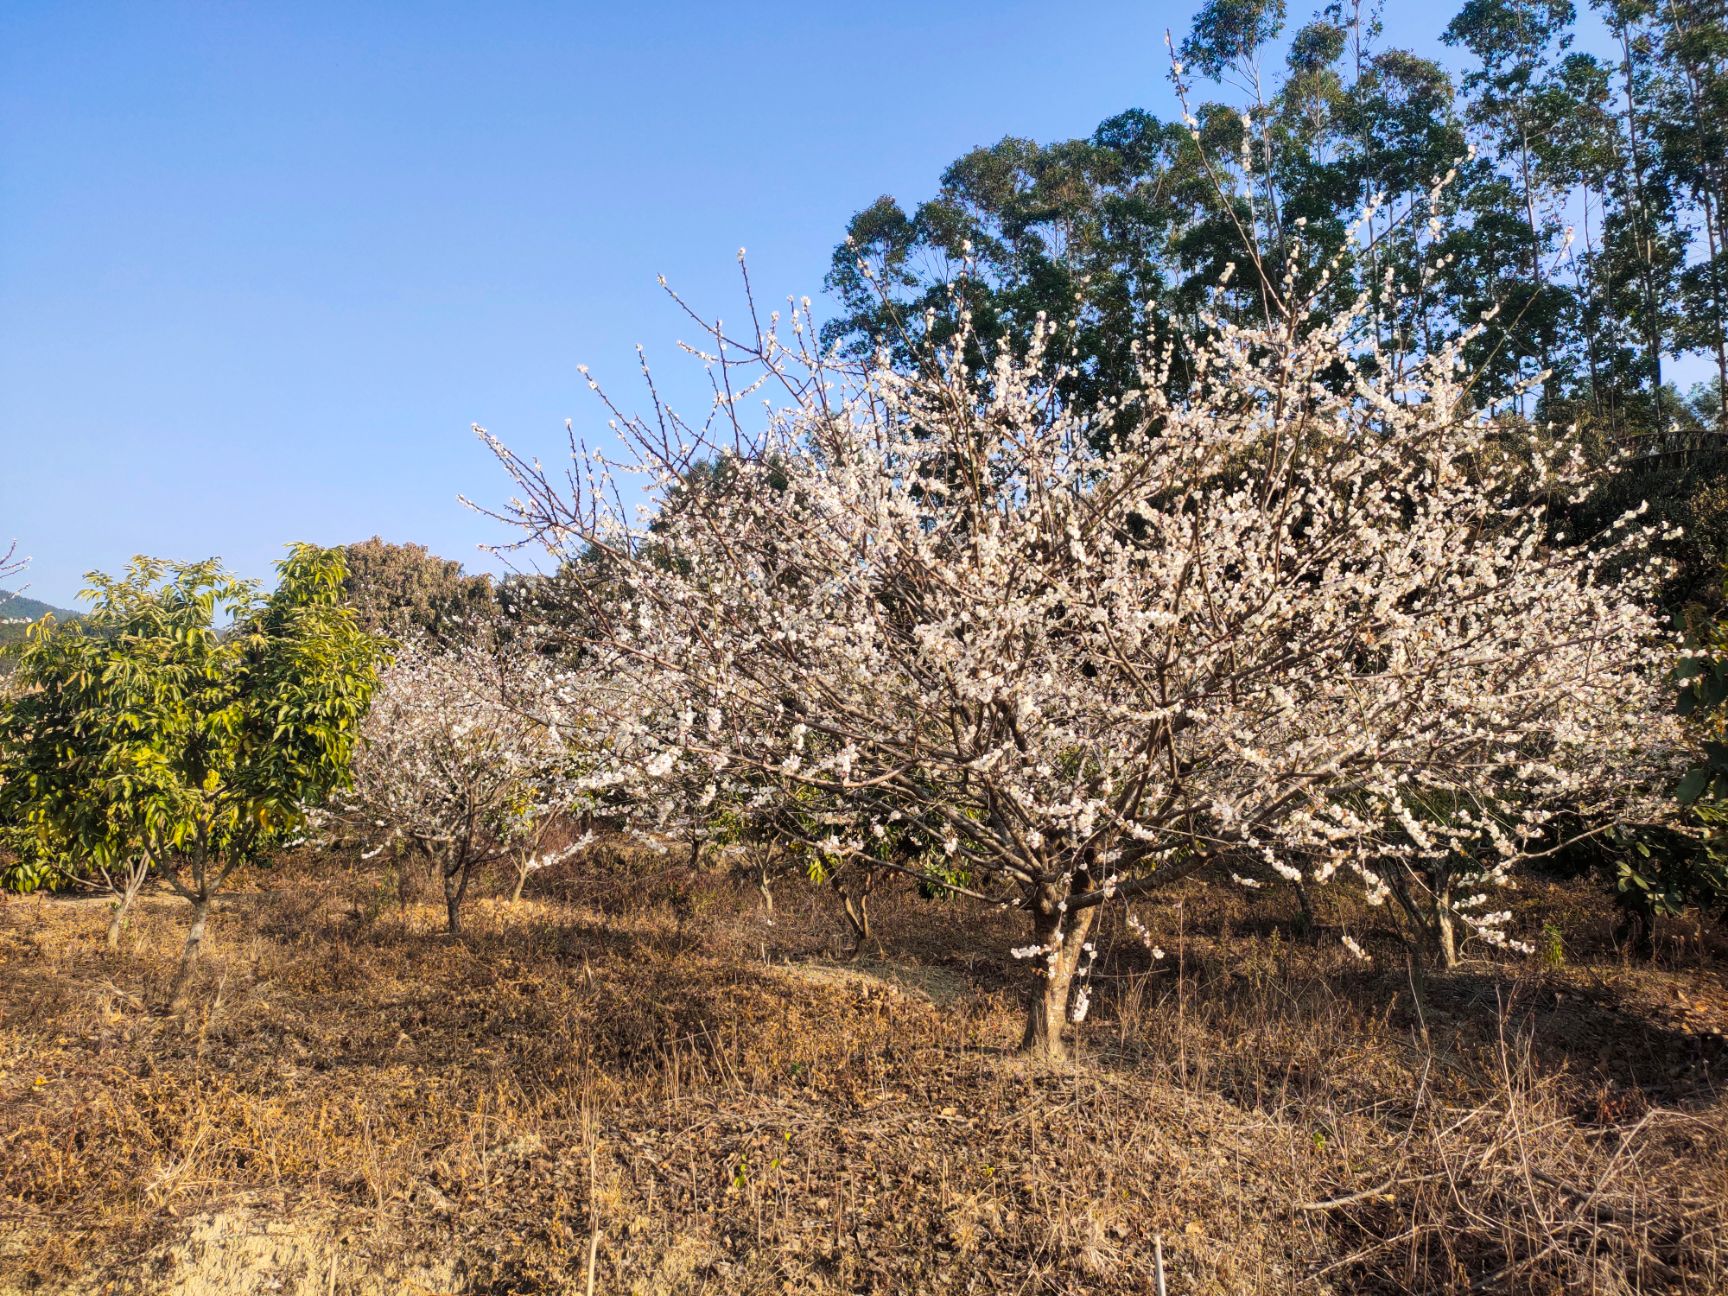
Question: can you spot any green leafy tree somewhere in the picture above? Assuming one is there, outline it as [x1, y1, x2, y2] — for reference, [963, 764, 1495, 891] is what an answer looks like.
[822, 0, 1728, 613]
[1443, 0, 1584, 406]
[340, 536, 495, 641]
[1664, 597, 1728, 923]
[0, 546, 385, 1006]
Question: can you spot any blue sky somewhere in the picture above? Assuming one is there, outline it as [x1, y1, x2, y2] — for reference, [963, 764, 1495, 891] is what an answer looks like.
[0, 2, 1622, 606]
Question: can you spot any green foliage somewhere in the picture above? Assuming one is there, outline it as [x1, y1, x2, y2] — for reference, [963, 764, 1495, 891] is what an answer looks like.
[340, 536, 494, 641]
[824, 0, 1728, 610]
[0, 546, 387, 898]
[1582, 590, 1728, 935]
[1539, 920, 1566, 969]
[0, 824, 71, 894]
[0, 590, 78, 652]
[1662, 592, 1728, 918]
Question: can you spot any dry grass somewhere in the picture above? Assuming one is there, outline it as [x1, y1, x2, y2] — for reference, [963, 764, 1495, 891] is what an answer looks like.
[0, 848, 1724, 1294]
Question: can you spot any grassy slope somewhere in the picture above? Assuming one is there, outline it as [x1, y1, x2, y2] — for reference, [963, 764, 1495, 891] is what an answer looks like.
[0, 850, 1724, 1295]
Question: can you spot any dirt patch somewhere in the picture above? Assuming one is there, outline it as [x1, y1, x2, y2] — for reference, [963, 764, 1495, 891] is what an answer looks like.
[6, 1205, 459, 1296]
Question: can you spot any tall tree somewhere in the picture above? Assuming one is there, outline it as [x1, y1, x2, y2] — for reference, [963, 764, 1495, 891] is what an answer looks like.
[1445, 0, 1583, 406]
[1650, 0, 1728, 421]
[340, 537, 495, 641]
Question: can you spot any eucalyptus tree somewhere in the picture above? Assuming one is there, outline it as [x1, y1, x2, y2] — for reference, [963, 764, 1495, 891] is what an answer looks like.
[1649, 0, 1728, 419]
[0, 547, 384, 1006]
[822, 0, 1728, 625]
[1443, 0, 1582, 404]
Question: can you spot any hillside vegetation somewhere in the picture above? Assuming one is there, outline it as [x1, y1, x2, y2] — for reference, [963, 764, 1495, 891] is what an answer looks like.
[0, 592, 73, 648]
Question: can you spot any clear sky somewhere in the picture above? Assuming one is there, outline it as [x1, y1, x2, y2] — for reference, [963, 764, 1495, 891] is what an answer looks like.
[0, 2, 1608, 607]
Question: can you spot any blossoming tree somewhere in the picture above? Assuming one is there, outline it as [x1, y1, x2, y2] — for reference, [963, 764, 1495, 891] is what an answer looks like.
[476, 232, 1681, 1058]
[339, 634, 581, 935]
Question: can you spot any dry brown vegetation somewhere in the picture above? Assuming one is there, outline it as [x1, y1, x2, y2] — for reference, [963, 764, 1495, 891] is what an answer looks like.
[1, 846, 1726, 1295]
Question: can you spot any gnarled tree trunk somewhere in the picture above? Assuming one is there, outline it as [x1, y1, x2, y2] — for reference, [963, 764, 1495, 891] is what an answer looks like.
[1434, 899, 1459, 970]
[443, 858, 470, 936]
[756, 861, 775, 918]
[834, 870, 875, 959]
[1020, 881, 1099, 1062]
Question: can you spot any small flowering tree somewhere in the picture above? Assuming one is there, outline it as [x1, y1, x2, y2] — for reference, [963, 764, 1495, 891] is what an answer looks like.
[339, 634, 580, 935]
[477, 227, 1681, 1057]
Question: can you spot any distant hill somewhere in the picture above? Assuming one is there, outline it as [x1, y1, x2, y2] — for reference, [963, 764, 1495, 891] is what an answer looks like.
[0, 590, 78, 647]
[0, 590, 73, 621]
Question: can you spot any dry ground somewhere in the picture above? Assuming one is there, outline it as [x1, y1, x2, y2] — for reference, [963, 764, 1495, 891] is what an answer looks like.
[1, 848, 1725, 1294]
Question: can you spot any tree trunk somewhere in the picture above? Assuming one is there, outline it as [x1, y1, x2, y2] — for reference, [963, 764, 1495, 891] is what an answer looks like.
[167, 896, 211, 1013]
[1434, 901, 1460, 970]
[1019, 892, 1098, 1062]
[511, 861, 530, 905]
[443, 859, 469, 936]
[105, 856, 151, 952]
[1618, 24, 1666, 403]
[838, 886, 871, 958]
[1385, 867, 1451, 970]
[1615, 891, 1657, 960]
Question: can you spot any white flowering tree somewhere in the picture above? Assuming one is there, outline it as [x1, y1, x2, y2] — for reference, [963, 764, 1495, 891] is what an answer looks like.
[340, 635, 581, 935]
[702, 774, 923, 954]
[475, 227, 1681, 1057]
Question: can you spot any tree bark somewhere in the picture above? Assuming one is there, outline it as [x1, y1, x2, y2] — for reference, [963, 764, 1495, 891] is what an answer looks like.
[1434, 900, 1460, 970]
[756, 862, 775, 918]
[443, 855, 470, 936]
[445, 867, 466, 940]
[1019, 887, 1099, 1062]
[167, 896, 211, 1013]
[836, 875, 873, 958]
[104, 855, 152, 952]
